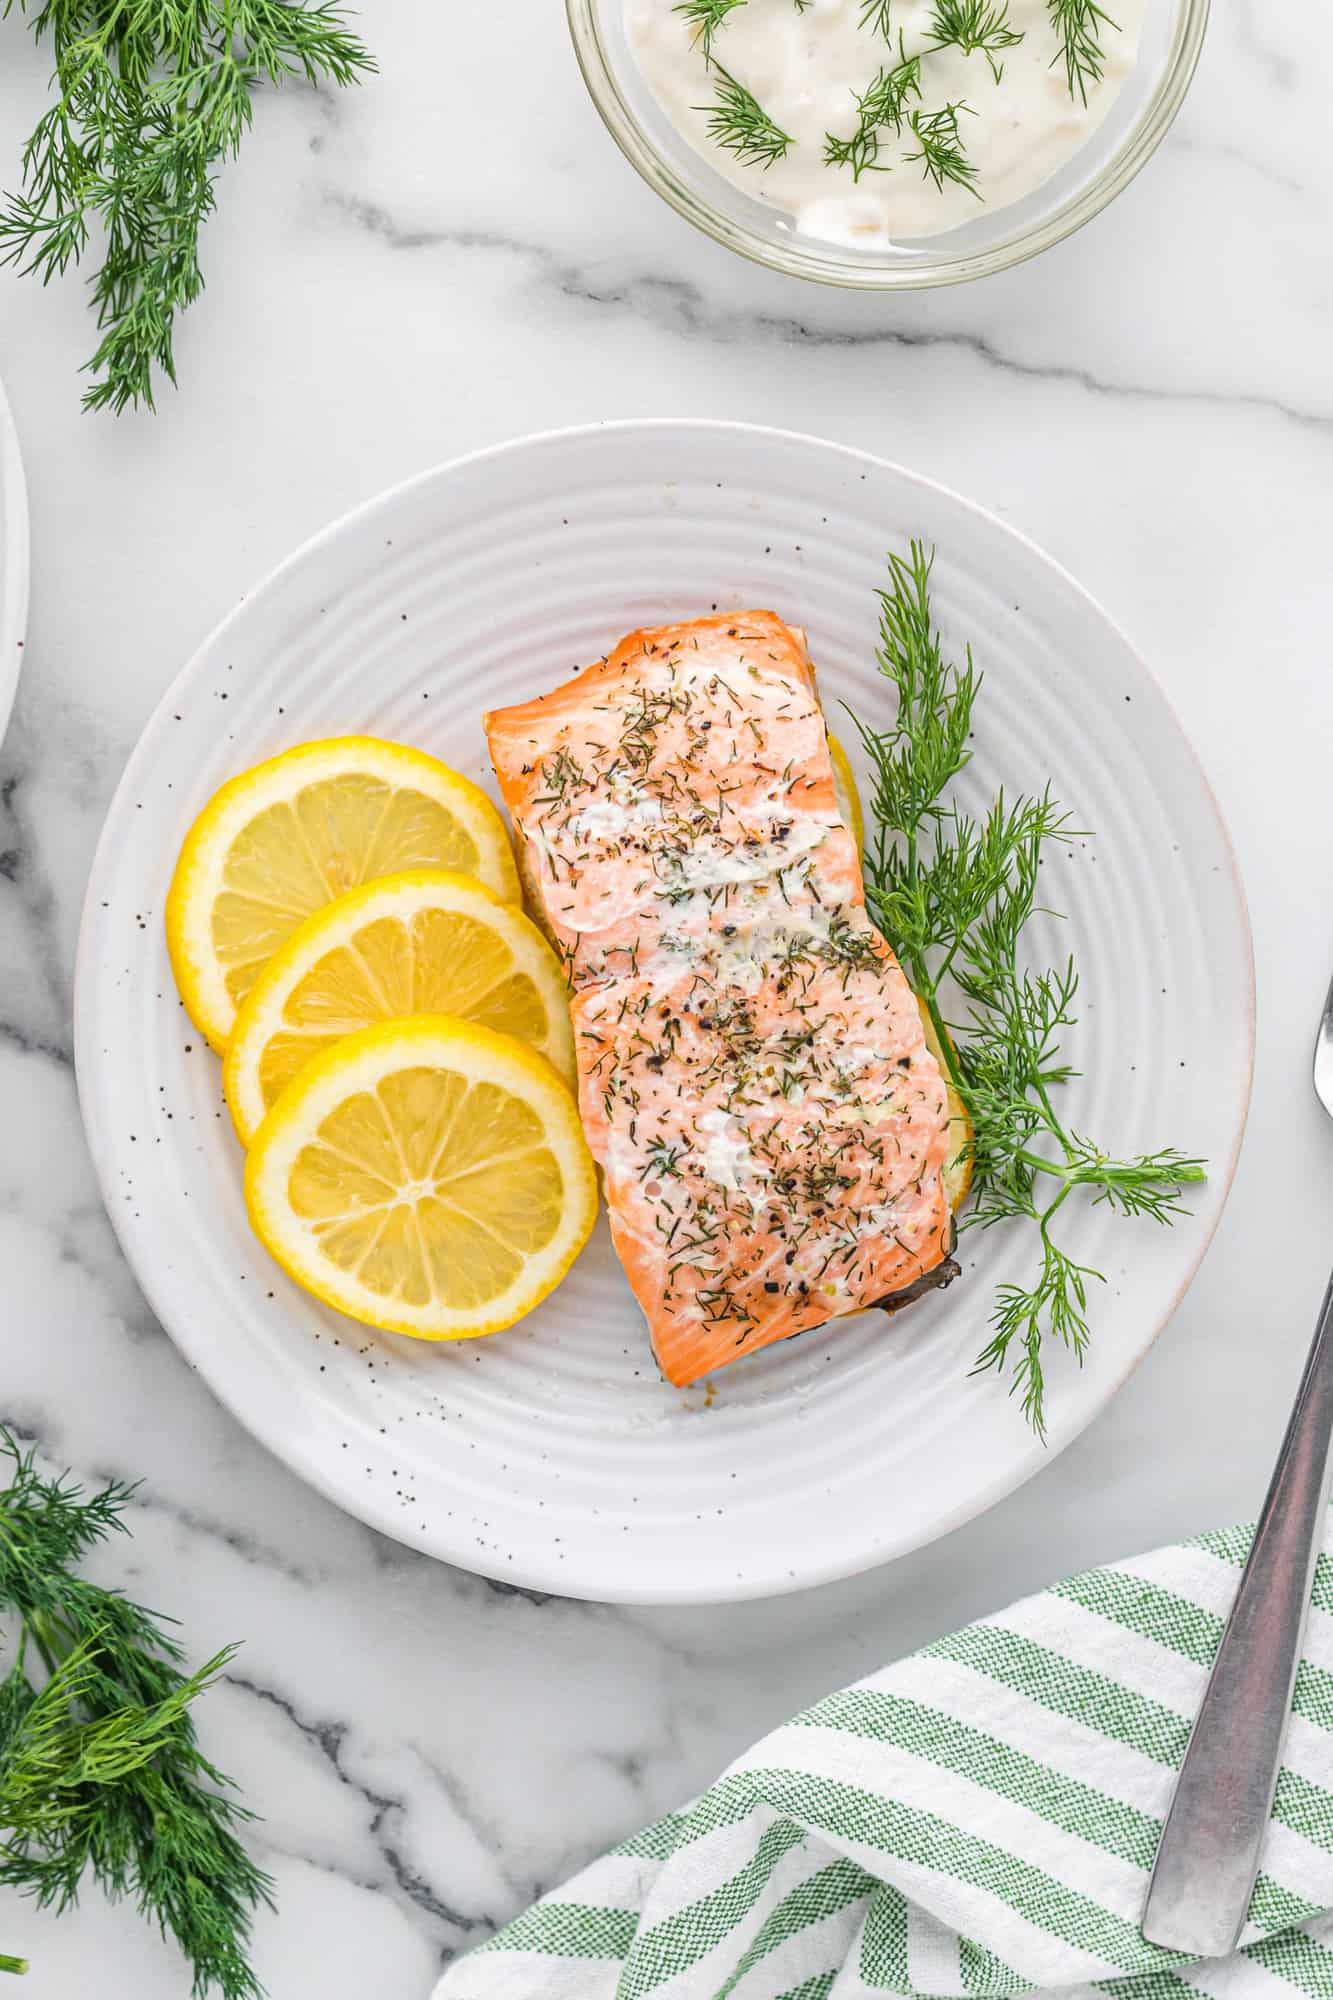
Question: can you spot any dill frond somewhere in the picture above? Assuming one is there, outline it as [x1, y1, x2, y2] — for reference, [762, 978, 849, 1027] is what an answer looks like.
[853, 544, 1205, 1436]
[697, 64, 793, 169]
[860, 0, 894, 42]
[675, 0, 748, 60]
[824, 43, 923, 180]
[929, 0, 1024, 80]
[0, 1432, 271, 1993]
[1047, 0, 1119, 103]
[0, 0, 375, 413]
[905, 101, 983, 198]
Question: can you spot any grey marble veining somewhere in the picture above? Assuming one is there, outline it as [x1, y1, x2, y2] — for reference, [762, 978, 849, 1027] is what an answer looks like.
[2, 0, 1333, 1991]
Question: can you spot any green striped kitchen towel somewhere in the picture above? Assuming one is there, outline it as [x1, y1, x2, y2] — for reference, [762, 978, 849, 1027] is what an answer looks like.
[433, 1522, 1333, 1999]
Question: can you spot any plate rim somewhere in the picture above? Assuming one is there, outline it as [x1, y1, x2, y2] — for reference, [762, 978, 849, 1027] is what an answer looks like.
[0, 375, 31, 750]
[73, 418, 1256, 1602]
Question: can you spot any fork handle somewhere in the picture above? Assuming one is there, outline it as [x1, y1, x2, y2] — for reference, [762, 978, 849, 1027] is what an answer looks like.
[1142, 1270, 1333, 1960]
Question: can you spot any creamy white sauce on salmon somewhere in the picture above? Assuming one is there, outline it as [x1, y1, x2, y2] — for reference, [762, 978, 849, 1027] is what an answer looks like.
[625, 0, 1146, 245]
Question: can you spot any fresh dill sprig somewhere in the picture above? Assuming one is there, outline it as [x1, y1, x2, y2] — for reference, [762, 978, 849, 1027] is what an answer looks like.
[697, 64, 793, 169]
[0, 1431, 272, 1993]
[905, 101, 983, 198]
[676, 0, 809, 57]
[859, 0, 894, 42]
[929, 0, 1024, 81]
[675, 0, 747, 60]
[1047, 0, 1119, 103]
[852, 544, 1205, 1436]
[0, 0, 375, 414]
[824, 42, 923, 180]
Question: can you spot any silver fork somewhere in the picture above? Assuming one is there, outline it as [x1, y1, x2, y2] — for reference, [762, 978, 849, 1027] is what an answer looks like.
[1141, 975, 1333, 1960]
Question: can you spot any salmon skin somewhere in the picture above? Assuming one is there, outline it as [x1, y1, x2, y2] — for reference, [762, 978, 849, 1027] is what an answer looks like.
[486, 612, 954, 1387]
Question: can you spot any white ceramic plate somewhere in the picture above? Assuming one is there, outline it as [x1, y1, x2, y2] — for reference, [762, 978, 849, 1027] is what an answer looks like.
[74, 423, 1253, 1604]
[0, 376, 29, 748]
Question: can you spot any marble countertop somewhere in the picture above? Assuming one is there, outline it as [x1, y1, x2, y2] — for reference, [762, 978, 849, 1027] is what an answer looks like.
[1, 1, 1330, 1991]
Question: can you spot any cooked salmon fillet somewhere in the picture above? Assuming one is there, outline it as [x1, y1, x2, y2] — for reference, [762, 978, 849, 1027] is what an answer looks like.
[486, 612, 955, 1386]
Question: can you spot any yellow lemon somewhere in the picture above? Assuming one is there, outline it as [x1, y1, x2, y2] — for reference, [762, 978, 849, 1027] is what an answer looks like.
[166, 738, 520, 1051]
[914, 1001, 975, 1213]
[512, 830, 559, 950]
[244, 1015, 597, 1340]
[826, 731, 866, 856]
[224, 871, 574, 1145]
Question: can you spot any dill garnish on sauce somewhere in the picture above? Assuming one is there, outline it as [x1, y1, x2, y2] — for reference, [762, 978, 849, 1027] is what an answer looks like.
[823, 44, 923, 180]
[1048, 0, 1121, 102]
[905, 102, 982, 198]
[697, 64, 795, 169]
[675, 0, 750, 60]
[928, 0, 1025, 81]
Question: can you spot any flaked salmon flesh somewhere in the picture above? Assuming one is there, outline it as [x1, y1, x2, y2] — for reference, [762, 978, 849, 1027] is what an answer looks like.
[486, 612, 954, 1386]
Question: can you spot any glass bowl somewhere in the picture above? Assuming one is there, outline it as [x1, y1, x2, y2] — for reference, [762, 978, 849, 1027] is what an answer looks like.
[566, 0, 1209, 288]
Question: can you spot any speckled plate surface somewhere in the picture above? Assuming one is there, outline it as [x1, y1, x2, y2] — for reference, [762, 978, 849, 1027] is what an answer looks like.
[0, 376, 29, 749]
[74, 422, 1253, 1604]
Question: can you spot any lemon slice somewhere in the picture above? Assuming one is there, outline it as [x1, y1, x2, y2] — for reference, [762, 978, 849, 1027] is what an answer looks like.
[224, 871, 574, 1145]
[916, 1001, 975, 1214]
[513, 832, 559, 950]
[244, 1015, 597, 1340]
[826, 731, 866, 856]
[166, 738, 520, 1052]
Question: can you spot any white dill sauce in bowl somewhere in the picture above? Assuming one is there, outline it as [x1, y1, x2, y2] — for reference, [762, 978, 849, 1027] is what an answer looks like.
[625, 0, 1147, 246]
